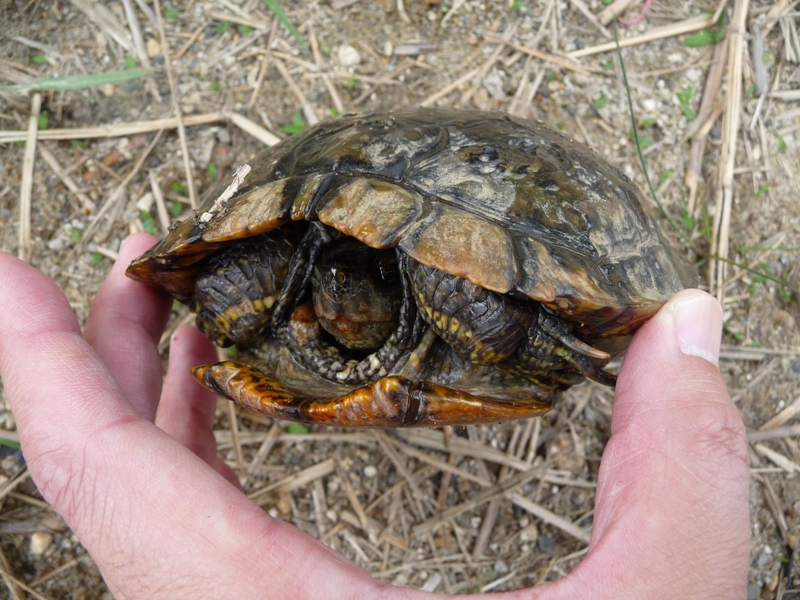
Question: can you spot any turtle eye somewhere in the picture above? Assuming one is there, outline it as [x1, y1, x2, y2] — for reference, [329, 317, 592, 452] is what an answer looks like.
[335, 270, 346, 285]
[326, 271, 333, 283]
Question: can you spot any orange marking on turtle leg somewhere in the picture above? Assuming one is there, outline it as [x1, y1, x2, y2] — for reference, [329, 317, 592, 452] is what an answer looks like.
[193, 361, 552, 428]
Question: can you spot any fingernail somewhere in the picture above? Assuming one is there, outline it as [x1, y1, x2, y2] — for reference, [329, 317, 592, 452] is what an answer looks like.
[673, 292, 722, 366]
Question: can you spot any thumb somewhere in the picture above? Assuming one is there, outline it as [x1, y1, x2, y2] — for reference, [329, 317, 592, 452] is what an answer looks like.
[538, 289, 751, 599]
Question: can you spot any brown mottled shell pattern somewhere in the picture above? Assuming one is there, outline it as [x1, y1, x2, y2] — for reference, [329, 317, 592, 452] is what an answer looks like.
[128, 108, 696, 357]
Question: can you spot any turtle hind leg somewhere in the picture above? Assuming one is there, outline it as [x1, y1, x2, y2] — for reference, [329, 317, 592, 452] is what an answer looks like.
[518, 309, 617, 387]
[193, 361, 553, 427]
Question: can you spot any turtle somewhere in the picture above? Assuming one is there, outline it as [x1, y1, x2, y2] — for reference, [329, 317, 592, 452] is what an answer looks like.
[126, 108, 696, 428]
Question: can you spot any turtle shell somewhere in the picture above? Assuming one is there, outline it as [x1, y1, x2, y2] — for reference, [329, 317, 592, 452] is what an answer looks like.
[127, 108, 696, 354]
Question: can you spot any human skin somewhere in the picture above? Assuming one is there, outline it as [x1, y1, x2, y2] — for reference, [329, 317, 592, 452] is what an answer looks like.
[0, 234, 750, 599]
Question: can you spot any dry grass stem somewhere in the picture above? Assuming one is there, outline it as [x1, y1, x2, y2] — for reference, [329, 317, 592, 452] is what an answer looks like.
[419, 67, 481, 107]
[597, 0, 637, 25]
[68, 0, 133, 54]
[759, 395, 800, 430]
[569, 14, 715, 58]
[335, 464, 369, 529]
[485, 35, 594, 75]
[82, 129, 163, 242]
[224, 111, 281, 146]
[0, 470, 30, 504]
[413, 466, 543, 535]
[248, 459, 336, 503]
[274, 58, 320, 126]
[157, 311, 195, 354]
[753, 444, 800, 474]
[29, 559, 79, 589]
[567, 0, 611, 39]
[18, 93, 41, 264]
[148, 171, 170, 234]
[506, 492, 591, 544]
[0, 112, 224, 144]
[395, 429, 530, 471]
[38, 144, 96, 211]
[121, 0, 150, 68]
[748, 425, 800, 443]
[154, 0, 197, 208]
[709, 0, 749, 302]
[174, 25, 205, 61]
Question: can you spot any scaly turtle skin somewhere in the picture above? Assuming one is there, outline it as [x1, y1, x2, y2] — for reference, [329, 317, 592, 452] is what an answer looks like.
[127, 108, 696, 428]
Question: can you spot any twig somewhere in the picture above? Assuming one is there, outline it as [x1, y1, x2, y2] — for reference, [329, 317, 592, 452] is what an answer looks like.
[597, 0, 637, 25]
[68, 0, 133, 53]
[18, 93, 41, 263]
[567, 0, 611, 39]
[418, 67, 481, 107]
[460, 25, 516, 106]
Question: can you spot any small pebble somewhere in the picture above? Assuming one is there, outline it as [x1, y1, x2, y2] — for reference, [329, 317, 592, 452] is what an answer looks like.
[538, 533, 555, 554]
[337, 44, 361, 67]
[30, 531, 53, 556]
[146, 38, 161, 58]
[363, 465, 377, 478]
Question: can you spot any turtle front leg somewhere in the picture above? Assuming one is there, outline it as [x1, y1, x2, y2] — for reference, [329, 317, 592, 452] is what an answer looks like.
[193, 362, 552, 427]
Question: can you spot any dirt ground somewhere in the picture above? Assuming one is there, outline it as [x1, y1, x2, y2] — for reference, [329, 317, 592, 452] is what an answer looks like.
[0, 0, 798, 597]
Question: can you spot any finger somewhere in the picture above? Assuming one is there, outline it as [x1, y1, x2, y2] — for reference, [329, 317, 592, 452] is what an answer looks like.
[0, 253, 400, 599]
[528, 290, 750, 599]
[84, 233, 172, 421]
[156, 324, 242, 488]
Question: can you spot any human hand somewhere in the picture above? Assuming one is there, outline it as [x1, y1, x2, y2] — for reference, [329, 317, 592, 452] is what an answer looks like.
[0, 235, 749, 599]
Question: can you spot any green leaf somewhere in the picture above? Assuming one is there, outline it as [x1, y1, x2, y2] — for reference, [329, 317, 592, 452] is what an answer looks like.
[172, 299, 182, 311]
[0, 69, 151, 92]
[172, 200, 183, 217]
[69, 227, 81, 242]
[209, 82, 222, 91]
[682, 31, 714, 47]
[594, 94, 607, 110]
[0, 438, 21, 450]
[225, 346, 237, 358]
[602, 59, 614, 70]
[675, 86, 696, 120]
[213, 20, 231, 34]
[207, 161, 218, 180]
[680, 204, 696, 231]
[38, 113, 49, 130]
[238, 24, 252, 35]
[71, 139, 89, 149]
[328, 107, 340, 116]
[31, 54, 48, 64]
[262, 0, 311, 55]
[286, 423, 308, 434]
[125, 55, 137, 69]
[774, 130, 786, 152]
[279, 112, 306, 135]
[755, 183, 769, 197]
[639, 117, 655, 128]
[660, 170, 673, 183]
[164, 7, 178, 18]
[511, 0, 524, 9]
[170, 182, 188, 193]
[92, 251, 104, 264]
[140, 209, 158, 235]
[343, 72, 357, 89]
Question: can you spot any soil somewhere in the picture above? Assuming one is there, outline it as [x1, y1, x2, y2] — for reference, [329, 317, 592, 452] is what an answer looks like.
[0, 0, 798, 597]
